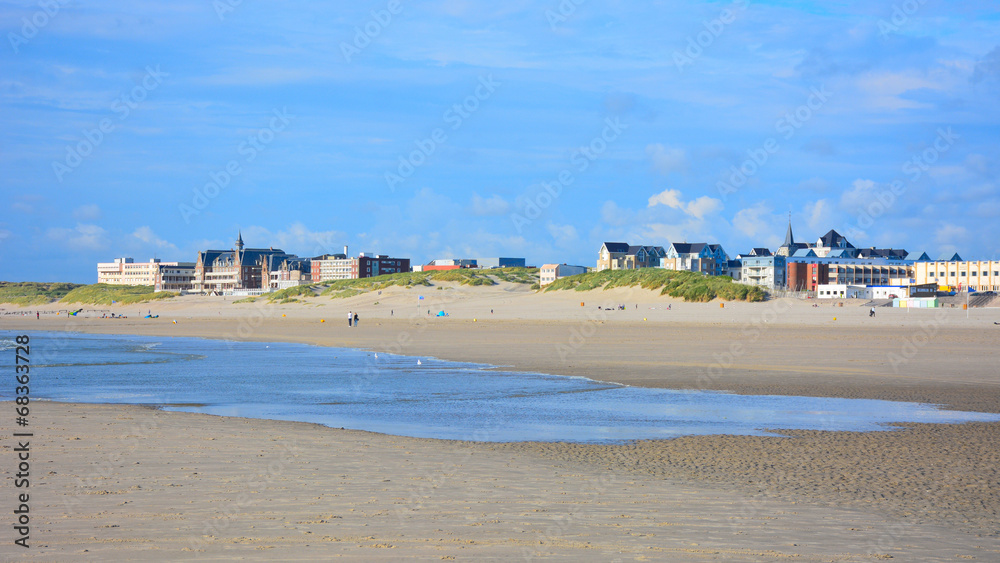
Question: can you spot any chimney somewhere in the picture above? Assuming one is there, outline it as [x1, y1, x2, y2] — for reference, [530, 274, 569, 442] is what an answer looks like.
[344, 245, 349, 257]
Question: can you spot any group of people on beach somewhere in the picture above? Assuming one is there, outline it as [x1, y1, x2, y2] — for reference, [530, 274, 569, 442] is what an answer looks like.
[347, 311, 360, 327]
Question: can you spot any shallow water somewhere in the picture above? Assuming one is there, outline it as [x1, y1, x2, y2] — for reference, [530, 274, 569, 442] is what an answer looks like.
[4, 331, 998, 443]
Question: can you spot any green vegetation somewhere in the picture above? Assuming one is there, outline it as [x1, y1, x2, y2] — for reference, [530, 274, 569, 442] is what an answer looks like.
[0, 282, 83, 305]
[490, 267, 538, 284]
[225, 268, 543, 304]
[544, 269, 767, 302]
[60, 284, 178, 305]
[315, 267, 538, 297]
[232, 296, 258, 304]
[264, 285, 318, 302]
[327, 289, 366, 299]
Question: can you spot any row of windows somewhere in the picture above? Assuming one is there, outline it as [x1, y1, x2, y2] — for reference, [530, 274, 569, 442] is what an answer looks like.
[933, 271, 999, 277]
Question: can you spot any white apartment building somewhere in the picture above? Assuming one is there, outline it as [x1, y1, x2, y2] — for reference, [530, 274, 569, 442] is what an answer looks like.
[97, 258, 195, 291]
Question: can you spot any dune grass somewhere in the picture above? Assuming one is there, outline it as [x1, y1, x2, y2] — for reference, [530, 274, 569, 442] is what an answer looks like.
[544, 269, 767, 302]
[315, 267, 538, 297]
[0, 282, 83, 305]
[264, 285, 319, 302]
[59, 284, 178, 305]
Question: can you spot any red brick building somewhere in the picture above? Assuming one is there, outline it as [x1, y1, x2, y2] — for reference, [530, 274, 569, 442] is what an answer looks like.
[787, 262, 829, 292]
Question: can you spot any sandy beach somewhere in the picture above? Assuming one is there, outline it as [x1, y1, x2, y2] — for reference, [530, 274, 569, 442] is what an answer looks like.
[3, 282, 1000, 560]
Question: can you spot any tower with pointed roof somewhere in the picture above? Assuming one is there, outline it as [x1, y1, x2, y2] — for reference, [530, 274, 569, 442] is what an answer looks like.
[235, 231, 245, 251]
[776, 215, 807, 257]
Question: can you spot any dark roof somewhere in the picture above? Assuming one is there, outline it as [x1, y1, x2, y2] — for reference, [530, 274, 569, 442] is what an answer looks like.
[749, 247, 772, 256]
[263, 254, 309, 270]
[602, 242, 630, 253]
[783, 220, 795, 246]
[200, 248, 291, 268]
[817, 229, 854, 249]
[669, 242, 707, 255]
[626, 245, 665, 256]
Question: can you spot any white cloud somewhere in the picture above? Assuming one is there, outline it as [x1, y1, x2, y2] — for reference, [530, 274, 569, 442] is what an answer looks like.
[648, 189, 722, 219]
[0, 229, 11, 243]
[839, 179, 879, 212]
[131, 226, 178, 252]
[935, 223, 968, 246]
[804, 199, 832, 232]
[685, 196, 722, 220]
[547, 222, 578, 245]
[470, 193, 510, 216]
[73, 204, 102, 221]
[648, 188, 683, 209]
[242, 222, 348, 257]
[646, 144, 687, 175]
[46, 223, 109, 251]
[601, 200, 633, 226]
[855, 70, 949, 111]
[732, 203, 773, 238]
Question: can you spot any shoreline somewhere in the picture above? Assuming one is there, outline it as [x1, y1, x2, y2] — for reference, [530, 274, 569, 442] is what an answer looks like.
[4, 300, 999, 413]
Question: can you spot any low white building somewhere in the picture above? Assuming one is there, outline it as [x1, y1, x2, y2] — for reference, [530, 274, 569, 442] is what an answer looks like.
[870, 286, 908, 299]
[816, 284, 871, 299]
[540, 263, 588, 286]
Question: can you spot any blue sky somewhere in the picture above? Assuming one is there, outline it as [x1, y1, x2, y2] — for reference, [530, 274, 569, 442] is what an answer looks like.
[2, 1, 999, 283]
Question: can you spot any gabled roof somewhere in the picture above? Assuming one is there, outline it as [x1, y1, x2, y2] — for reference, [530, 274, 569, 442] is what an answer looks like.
[817, 229, 854, 249]
[906, 251, 931, 261]
[825, 248, 857, 258]
[939, 252, 963, 261]
[668, 242, 707, 255]
[199, 248, 291, 268]
[791, 248, 817, 257]
[263, 254, 308, 270]
[749, 247, 772, 256]
[629, 245, 665, 257]
[602, 242, 630, 254]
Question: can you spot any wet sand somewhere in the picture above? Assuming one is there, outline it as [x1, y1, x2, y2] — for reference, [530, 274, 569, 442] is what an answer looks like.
[3, 285, 1000, 559]
[9, 401, 999, 561]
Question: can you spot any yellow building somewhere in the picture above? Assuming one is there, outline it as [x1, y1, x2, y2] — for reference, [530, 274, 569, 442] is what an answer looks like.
[914, 261, 1000, 292]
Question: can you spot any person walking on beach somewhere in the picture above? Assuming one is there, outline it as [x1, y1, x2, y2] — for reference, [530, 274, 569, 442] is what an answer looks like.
[348, 311, 353, 327]
[870, 307, 876, 318]
[353, 312, 359, 327]
[36, 312, 39, 320]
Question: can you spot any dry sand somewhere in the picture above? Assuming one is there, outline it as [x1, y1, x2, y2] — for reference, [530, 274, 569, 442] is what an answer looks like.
[2, 282, 1000, 560]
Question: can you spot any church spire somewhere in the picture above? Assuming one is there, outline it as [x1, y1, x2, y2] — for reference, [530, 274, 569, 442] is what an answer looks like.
[783, 213, 794, 246]
[235, 230, 244, 251]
